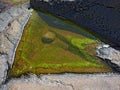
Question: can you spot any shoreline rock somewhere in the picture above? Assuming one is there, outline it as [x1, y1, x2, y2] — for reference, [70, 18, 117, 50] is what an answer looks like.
[1, 74, 120, 90]
[0, 5, 32, 85]
[96, 44, 120, 72]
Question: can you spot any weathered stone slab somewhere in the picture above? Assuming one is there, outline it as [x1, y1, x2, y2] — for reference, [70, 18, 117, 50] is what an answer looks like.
[8, 7, 22, 17]
[30, 0, 120, 46]
[0, 5, 32, 86]
[0, 32, 14, 65]
[1, 74, 120, 90]
[18, 11, 30, 25]
[0, 12, 12, 32]
[96, 45, 120, 66]
[0, 54, 8, 85]
[5, 20, 21, 45]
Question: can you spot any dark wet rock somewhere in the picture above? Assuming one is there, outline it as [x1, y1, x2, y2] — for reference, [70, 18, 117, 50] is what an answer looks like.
[0, 3, 6, 12]
[0, 3, 4, 9]
[30, 0, 120, 46]
[0, 32, 14, 65]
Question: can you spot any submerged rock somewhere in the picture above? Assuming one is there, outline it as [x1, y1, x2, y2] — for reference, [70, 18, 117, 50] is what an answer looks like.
[30, 0, 120, 46]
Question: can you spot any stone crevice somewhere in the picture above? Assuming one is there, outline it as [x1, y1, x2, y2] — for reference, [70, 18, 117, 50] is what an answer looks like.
[40, 77, 75, 90]
[0, 5, 32, 86]
[1, 74, 120, 90]
[96, 44, 120, 72]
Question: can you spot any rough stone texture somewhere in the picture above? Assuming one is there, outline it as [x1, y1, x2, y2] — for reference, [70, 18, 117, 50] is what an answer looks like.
[0, 12, 12, 32]
[0, 0, 29, 13]
[0, 6, 31, 85]
[96, 45, 120, 67]
[1, 74, 120, 90]
[0, 32, 14, 66]
[0, 55, 8, 85]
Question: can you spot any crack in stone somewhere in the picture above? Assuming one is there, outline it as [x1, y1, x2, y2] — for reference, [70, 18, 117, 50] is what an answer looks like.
[41, 77, 75, 90]
[3, 33, 14, 46]
[57, 80, 75, 90]
[0, 6, 32, 86]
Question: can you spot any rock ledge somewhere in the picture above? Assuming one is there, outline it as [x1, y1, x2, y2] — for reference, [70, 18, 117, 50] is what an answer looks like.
[0, 5, 32, 85]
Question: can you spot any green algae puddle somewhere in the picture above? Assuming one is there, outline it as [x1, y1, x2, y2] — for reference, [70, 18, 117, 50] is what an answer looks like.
[9, 10, 112, 77]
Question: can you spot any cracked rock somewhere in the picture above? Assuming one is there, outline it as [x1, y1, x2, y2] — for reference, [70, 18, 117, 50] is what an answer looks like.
[0, 5, 32, 86]
[0, 32, 14, 65]
[0, 12, 12, 32]
[1, 74, 120, 90]
[0, 54, 8, 85]
[96, 45, 120, 66]
[5, 20, 21, 45]
[8, 7, 23, 17]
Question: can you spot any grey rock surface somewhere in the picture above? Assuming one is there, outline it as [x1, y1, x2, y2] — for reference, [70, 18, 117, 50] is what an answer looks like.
[1, 74, 120, 90]
[96, 44, 120, 66]
[0, 32, 14, 66]
[0, 6, 31, 85]
[0, 54, 8, 85]
[0, 12, 12, 32]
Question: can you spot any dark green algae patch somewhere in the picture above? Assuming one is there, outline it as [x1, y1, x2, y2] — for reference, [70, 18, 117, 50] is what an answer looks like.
[9, 10, 112, 77]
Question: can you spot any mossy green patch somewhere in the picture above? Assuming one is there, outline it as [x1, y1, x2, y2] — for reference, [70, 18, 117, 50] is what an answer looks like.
[9, 10, 112, 77]
[12, 0, 19, 2]
[70, 38, 96, 49]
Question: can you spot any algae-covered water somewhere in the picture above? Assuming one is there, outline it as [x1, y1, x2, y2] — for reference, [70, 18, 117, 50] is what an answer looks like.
[9, 10, 112, 77]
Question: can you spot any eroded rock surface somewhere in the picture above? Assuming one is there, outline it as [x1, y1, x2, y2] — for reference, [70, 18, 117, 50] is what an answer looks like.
[96, 44, 120, 71]
[0, 6, 31, 85]
[1, 74, 120, 90]
[0, 55, 8, 85]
